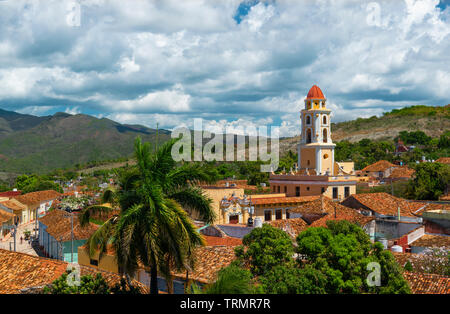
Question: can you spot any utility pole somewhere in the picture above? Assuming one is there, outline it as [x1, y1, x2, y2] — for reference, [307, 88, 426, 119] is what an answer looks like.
[35, 207, 38, 240]
[64, 207, 74, 263]
[71, 211, 74, 263]
[12, 226, 16, 252]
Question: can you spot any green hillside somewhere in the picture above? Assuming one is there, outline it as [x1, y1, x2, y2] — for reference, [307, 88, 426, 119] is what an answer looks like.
[280, 105, 450, 154]
[0, 109, 170, 174]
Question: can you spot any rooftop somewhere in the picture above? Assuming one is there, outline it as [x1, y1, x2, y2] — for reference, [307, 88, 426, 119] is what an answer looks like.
[251, 195, 320, 206]
[435, 157, 450, 164]
[306, 85, 325, 100]
[309, 206, 374, 229]
[361, 160, 396, 172]
[389, 166, 415, 178]
[342, 193, 425, 218]
[39, 209, 99, 242]
[403, 272, 450, 294]
[203, 235, 242, 246]
[0, 249, 148, 294]
[0, 209, 14, 224]
[14, 190, 61, 206]
[171, 245, 237, 284]
[409, 234, 450, 248]
[265, 218, 309, 237]
[0, 191, 21, 198]
[0, 200, 26, 211]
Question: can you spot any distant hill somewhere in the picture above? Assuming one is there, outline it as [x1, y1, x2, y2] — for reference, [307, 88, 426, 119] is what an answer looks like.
[0, 104, 448, 174]
[280, 105, 450, 154]
[0, 109, 170, 174]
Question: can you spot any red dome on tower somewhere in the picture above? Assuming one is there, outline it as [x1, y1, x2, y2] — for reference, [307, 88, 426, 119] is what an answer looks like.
[306, 85, 325, 99]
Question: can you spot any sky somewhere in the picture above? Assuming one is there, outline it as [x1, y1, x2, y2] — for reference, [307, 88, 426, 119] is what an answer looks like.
[0, 0, 449, 137]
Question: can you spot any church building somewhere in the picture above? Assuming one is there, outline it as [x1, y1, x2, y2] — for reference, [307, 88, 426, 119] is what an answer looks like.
[269, 85, 357, 201]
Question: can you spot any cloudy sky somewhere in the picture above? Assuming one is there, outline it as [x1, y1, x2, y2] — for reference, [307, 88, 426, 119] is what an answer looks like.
[0, 0, 449, 136]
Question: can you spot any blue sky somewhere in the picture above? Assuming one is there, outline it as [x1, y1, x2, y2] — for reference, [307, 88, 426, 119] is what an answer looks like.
[0, 0, 449, 136]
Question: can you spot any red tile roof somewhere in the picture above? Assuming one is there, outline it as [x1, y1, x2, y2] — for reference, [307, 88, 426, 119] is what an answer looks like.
[309, 206, 374, 229]
[0, 191, 21, 198]
[361, 160, 396, 172]
[306, 85, 325, 99]
[0, 249, 148, 294]
[343, 193, 425, 218]
[0, 209, 14, 224]
[265, 218, 309, 237]
[39, 209, 99, 241]
[409, 234, 450, 249]
[403, 272, 450, 294]
[172, 246, 237, 284]
[389, 166, 415, 178]
[0, 200, 26, 211]
[435, 157, 450, 164]
[14, 190, 61, 206]
[203, 235, 242, 246]
[252, 195, 320, 205]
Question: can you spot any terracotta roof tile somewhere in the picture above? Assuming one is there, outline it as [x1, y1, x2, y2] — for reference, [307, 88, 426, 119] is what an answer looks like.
[290, 196, 337, 215]
[289, 196, 374, 227]
[252, 195, 320, 205]
[306, 85, 325, 99]
[344, 193, 425, 218]
[403, 272, 450, 294]
[409, 234, 450, 249]
[0, 209, 14, 224]
[435, 157, 450, 164]
[309, 206, 374, 229]
[0, 200, 25, 211]
[203, 235, 242, 246]
[389, 166, 415, 178]
[172, 246, 237, 284]
[0, 249, 148, 294]
[14, 190, 61, 206]
[39, 209, 99, 241]
[265, 218, 309, 237]
[0, 191, 21, 198]
[361, 160, 396, 172]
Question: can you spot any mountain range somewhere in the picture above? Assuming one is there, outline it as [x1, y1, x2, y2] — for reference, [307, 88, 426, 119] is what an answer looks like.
[0, 104, 449, 175]
[0, 108, 170, 174]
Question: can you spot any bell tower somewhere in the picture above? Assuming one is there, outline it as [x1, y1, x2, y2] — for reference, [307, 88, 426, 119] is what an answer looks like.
[297, 85, 335, 175]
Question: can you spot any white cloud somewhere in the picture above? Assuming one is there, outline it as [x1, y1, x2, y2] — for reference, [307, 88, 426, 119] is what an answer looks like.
[0, 0, 448, 133]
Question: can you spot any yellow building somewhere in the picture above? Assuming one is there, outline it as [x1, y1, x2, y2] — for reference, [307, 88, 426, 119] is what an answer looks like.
[269, 85, 356, 201]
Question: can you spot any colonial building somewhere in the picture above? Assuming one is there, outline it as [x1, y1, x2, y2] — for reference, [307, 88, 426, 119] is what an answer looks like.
[269, 85, 357, 200]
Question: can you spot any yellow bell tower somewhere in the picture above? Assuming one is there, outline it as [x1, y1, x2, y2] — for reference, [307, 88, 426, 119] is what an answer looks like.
[297, 85, 335, 175]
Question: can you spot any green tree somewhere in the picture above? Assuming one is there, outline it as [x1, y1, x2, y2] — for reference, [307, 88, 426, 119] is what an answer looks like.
[43, 271, 140, 294]
[192, 263, 261, 294]
[235, 224, 294, 276]
[406, 162, 450, 200]
[295, 221, 410, 294]
[80, 137, 216, 294]
[438, 131, 450, 149]
[260, 264, 327, 294]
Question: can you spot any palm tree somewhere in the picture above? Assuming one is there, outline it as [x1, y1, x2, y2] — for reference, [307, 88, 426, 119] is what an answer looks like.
[80, 137, 216, 294]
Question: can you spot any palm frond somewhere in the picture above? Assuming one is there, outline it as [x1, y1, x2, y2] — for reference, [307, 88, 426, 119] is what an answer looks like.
[168, 187, 216, 224]
[85, 215, 118, 260]
[80, 205, 116, 227]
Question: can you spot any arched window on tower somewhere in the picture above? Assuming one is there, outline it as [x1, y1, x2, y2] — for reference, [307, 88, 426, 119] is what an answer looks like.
[306, 115, 311, 125]
[307, 128, 312, 143]
[323, 128, 328, 143]
[323, 116, 327, 125]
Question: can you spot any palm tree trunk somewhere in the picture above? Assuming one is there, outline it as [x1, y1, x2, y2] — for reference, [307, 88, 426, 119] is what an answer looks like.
[166, 274, 174, 294]
[150, 265, 158, 294]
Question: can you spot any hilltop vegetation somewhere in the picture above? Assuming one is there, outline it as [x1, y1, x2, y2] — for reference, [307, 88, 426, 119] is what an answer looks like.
[280, 105, 450, 153]
[0, 109, 170, 174]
